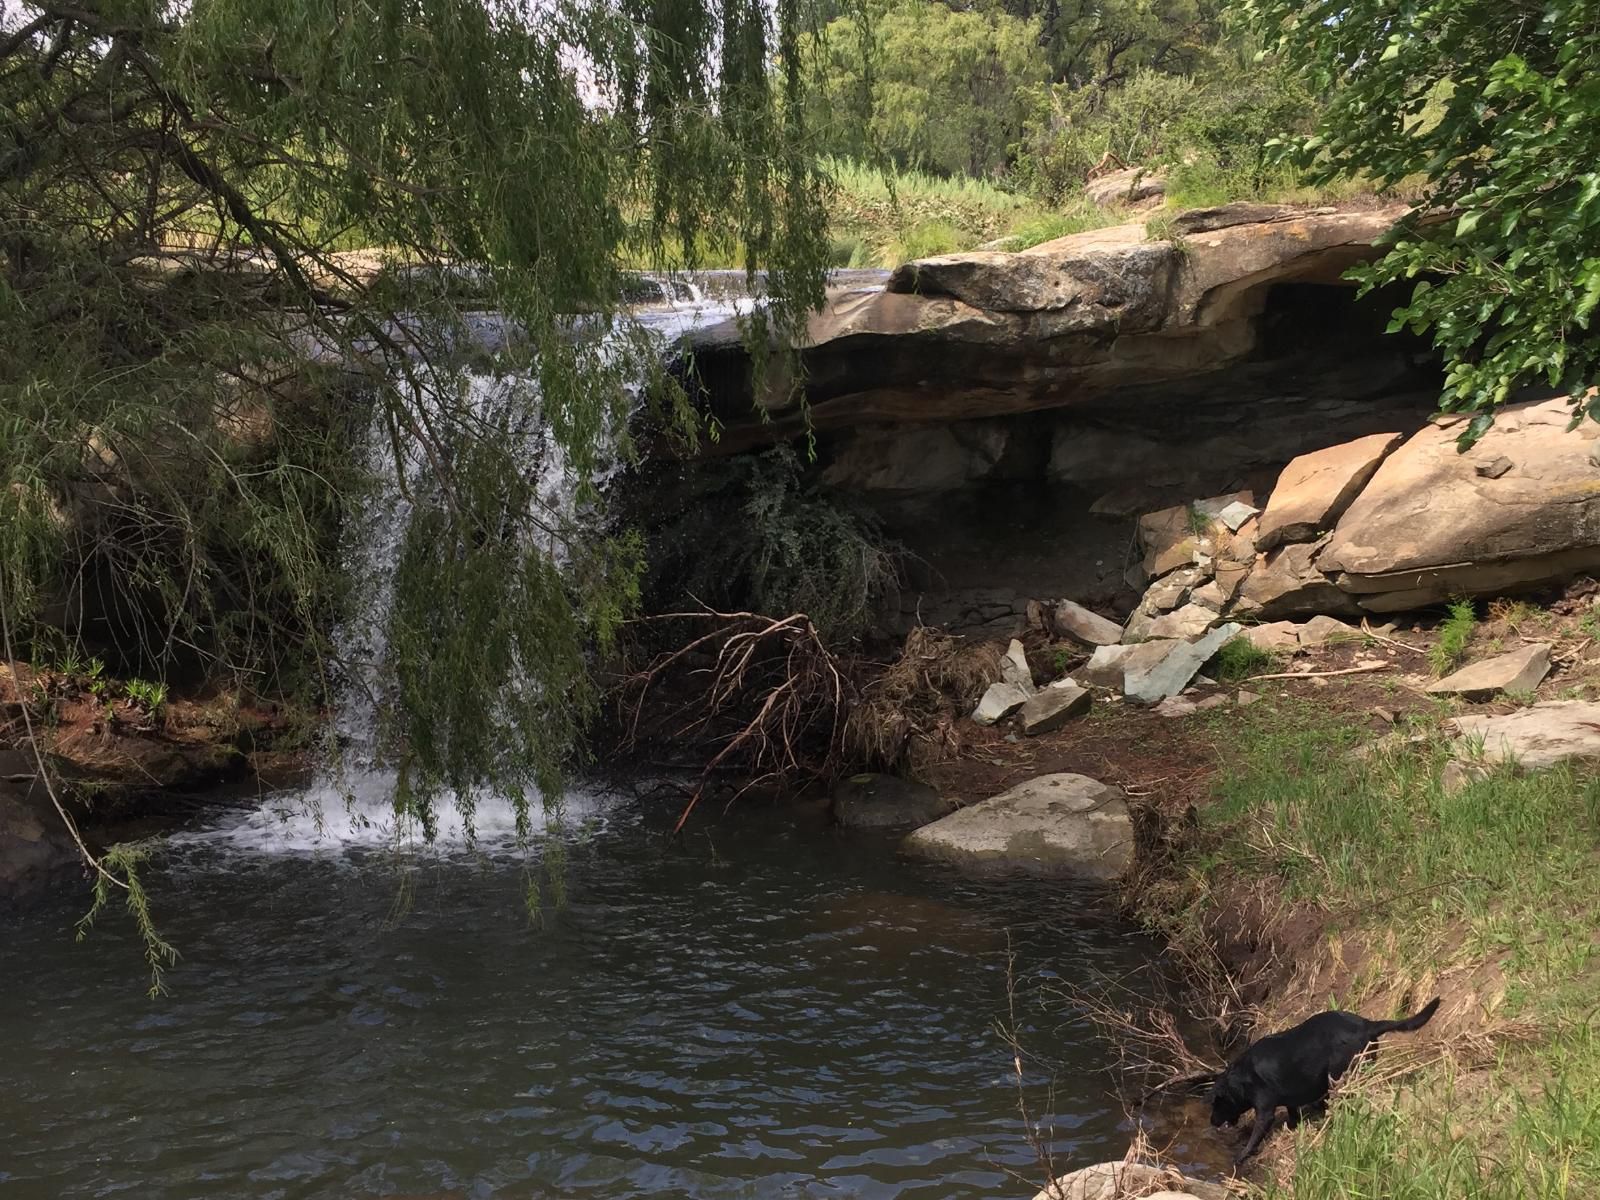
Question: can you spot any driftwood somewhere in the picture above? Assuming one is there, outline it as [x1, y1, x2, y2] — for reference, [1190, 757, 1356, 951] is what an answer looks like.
[618, 608, 857, 833]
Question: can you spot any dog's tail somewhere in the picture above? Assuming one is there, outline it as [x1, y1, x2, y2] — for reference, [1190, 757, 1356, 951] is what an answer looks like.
[1135, 1070, 1219, 1106]
[1380, 996, 1441, 1035]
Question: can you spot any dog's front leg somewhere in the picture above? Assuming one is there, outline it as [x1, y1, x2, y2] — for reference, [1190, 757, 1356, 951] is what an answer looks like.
[1235, 1109, 1277, 1165]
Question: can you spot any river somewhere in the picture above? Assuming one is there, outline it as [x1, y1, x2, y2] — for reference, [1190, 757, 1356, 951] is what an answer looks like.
[0, 781, 1198, 1199]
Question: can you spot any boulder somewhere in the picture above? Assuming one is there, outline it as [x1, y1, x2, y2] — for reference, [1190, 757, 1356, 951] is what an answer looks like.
[1255, 432, 1404, 551]
[1320, 398, 1600, 610]
[0, 786, 77, 895]
[1233, 541, 1360, 620]
[1084, 167, 1167, 208]
[832, 774, 956, 831]
[1427, 644, 1552, 700]
[1031, 1161, 1227, 1200]
[1001, 639, 1037, 693]
[972, 682, 1031, 726]
[1020, 684, 1092, 734]
[1125, 622, 1243, 705]
[1449, 700, 1600, 772]
[1054, 600, 1123, 646]
[902, 773, 1133, 880]
[1241, 621, 1302, 653]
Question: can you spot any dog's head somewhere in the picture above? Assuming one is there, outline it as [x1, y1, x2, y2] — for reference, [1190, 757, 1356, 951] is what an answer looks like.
[1207, 1072, 1247, 1128]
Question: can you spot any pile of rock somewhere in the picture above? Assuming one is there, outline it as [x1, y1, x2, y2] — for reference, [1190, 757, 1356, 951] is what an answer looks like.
[1119, 397, 1600, 624]
[971, 638, 1095, 733]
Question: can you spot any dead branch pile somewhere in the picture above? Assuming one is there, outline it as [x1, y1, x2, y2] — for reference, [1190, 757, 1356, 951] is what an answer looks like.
[616, 608, 858, 830]
[843, 626, 1001, 779]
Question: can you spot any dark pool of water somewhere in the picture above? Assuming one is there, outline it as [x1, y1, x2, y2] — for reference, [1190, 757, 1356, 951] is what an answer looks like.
[1, 791, 1214, 1199]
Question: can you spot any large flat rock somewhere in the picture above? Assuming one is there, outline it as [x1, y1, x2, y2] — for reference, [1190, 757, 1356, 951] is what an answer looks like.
[1449, 700, 1600, 771]
[681, 204, 1410, 449]
[901, 773, 1133, 881]
[1256, 432, 1404, 551]
[1427, 644, 1551, 700]
[1320, 399, 1600, 608]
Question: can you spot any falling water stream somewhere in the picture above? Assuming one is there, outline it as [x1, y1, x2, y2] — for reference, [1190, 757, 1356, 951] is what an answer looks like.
[0, 278, 1218, 1199]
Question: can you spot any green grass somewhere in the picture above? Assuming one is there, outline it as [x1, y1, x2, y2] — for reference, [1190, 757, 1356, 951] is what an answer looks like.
[1210, 635, 1277, 683]
[1182, 702, 1600, 1198]
[1430, 599, 1478, 677]
[823, 157, 1122, 267]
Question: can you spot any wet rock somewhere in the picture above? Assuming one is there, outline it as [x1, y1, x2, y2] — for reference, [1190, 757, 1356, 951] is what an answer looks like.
[902, 773, 1133, 881]
[1255, 432, 1404, 551]
[1054, 600, 1122, 647]
[1020, 684, 1092, 734]
[1449, 700, 1600, 774]
[1031, 1160, 1227, 1200]
[1125, 622, 1243, 706]
[972, 682, 1031, 726]
[832, 774, 956, 831]
[1321, 398, 1600, 610]
[1427, 644, 1551, 700]
[0, 786, 77, 896]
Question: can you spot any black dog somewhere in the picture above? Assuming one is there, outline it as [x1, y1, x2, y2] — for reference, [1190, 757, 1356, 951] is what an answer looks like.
[1207, 996, 1441, 1165]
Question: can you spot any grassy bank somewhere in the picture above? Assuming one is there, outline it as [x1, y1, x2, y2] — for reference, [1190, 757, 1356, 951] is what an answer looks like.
[1150, 697, 1600, 1197]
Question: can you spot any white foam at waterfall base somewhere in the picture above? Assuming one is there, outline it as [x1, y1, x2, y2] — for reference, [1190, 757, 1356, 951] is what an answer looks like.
[170, 773, 615, 856]
[182, 291, 745, 858]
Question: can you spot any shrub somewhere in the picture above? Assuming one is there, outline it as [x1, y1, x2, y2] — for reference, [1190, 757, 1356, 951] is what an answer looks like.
[1430, 599, 1478, 676]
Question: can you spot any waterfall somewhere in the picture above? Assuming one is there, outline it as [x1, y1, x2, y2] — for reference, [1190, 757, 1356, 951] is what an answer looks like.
[176, 286, 753, 855]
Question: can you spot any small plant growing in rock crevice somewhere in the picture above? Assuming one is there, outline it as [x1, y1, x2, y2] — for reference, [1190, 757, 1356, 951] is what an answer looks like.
[1429, 599, 1477, 677]
[1210, 636, 1275, 682]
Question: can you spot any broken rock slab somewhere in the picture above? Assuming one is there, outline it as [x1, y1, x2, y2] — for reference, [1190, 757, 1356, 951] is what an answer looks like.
[1020, 683, 1092, 734]
[972, 682, 1031, 725]
[902, 773, 1133, 881]
[1241, 620, 1301, 653]
[1054, 599, 1123, 646]
[1146, 602, 1222, 641]
[1075, 641, 1177, 690]
[1299, 614, 1360, 648]
[1125, 622, 1243, 706]
[1001, 639, 1036, 693]
[1449, 699, 1600, 775]
[1256, 432, 1404, 552]
[1427, 644, 1552, 700]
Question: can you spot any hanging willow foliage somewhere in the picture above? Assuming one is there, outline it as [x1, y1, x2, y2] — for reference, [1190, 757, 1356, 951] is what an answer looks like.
[0, 1, 871, 853]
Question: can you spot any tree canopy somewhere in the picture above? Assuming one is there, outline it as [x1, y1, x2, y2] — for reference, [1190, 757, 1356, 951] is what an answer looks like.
[0, 0, 849, 852]
[810, 0, 1049, 176]
[1248, 0, 1600, 442]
